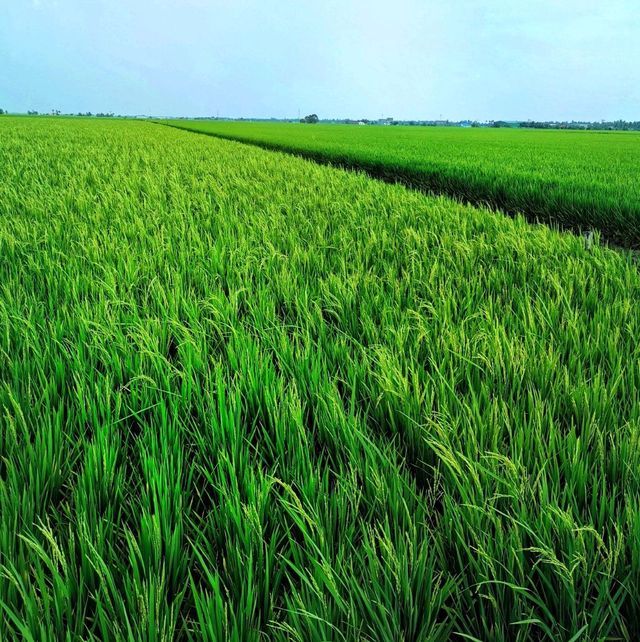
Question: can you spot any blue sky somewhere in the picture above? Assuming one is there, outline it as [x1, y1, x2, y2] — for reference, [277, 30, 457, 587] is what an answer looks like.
[1, 0, 638, 120]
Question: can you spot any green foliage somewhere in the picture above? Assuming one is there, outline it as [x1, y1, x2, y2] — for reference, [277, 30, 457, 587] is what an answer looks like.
[1, 116, 640, 640]
[163, 119, 640, 248]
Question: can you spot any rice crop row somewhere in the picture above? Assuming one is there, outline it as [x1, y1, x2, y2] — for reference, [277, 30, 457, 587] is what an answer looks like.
[1, 116, 640, 640]
[162, 119, 640, 249]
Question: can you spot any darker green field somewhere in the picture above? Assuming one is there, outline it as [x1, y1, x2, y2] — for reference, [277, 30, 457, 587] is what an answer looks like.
[1, 117, 640, 640]
[163, 120, 640, 248]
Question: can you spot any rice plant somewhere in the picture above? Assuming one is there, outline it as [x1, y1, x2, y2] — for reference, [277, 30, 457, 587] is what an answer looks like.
[1, 116, 639, 640]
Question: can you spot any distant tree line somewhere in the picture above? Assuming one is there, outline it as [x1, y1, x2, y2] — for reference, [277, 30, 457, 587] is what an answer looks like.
[329, 118, 640, 131]
[519, 120, 640, 131]
[300, 113, 319, 124]
[21, 110, 118, 117]
[311, 117, 640, 131]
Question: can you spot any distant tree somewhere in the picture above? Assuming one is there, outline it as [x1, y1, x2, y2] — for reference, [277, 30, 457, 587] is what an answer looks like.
[27, 110, 39, 115]
[0, 108, 4, 115]
[301, 113, 319, 124]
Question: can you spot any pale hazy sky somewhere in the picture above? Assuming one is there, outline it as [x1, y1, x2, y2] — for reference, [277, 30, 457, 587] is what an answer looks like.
[1, 0, 638, 121]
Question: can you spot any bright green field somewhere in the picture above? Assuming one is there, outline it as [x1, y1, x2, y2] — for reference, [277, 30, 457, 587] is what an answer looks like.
[163, 120, 640, 248]
[2, 116, 640, 640]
